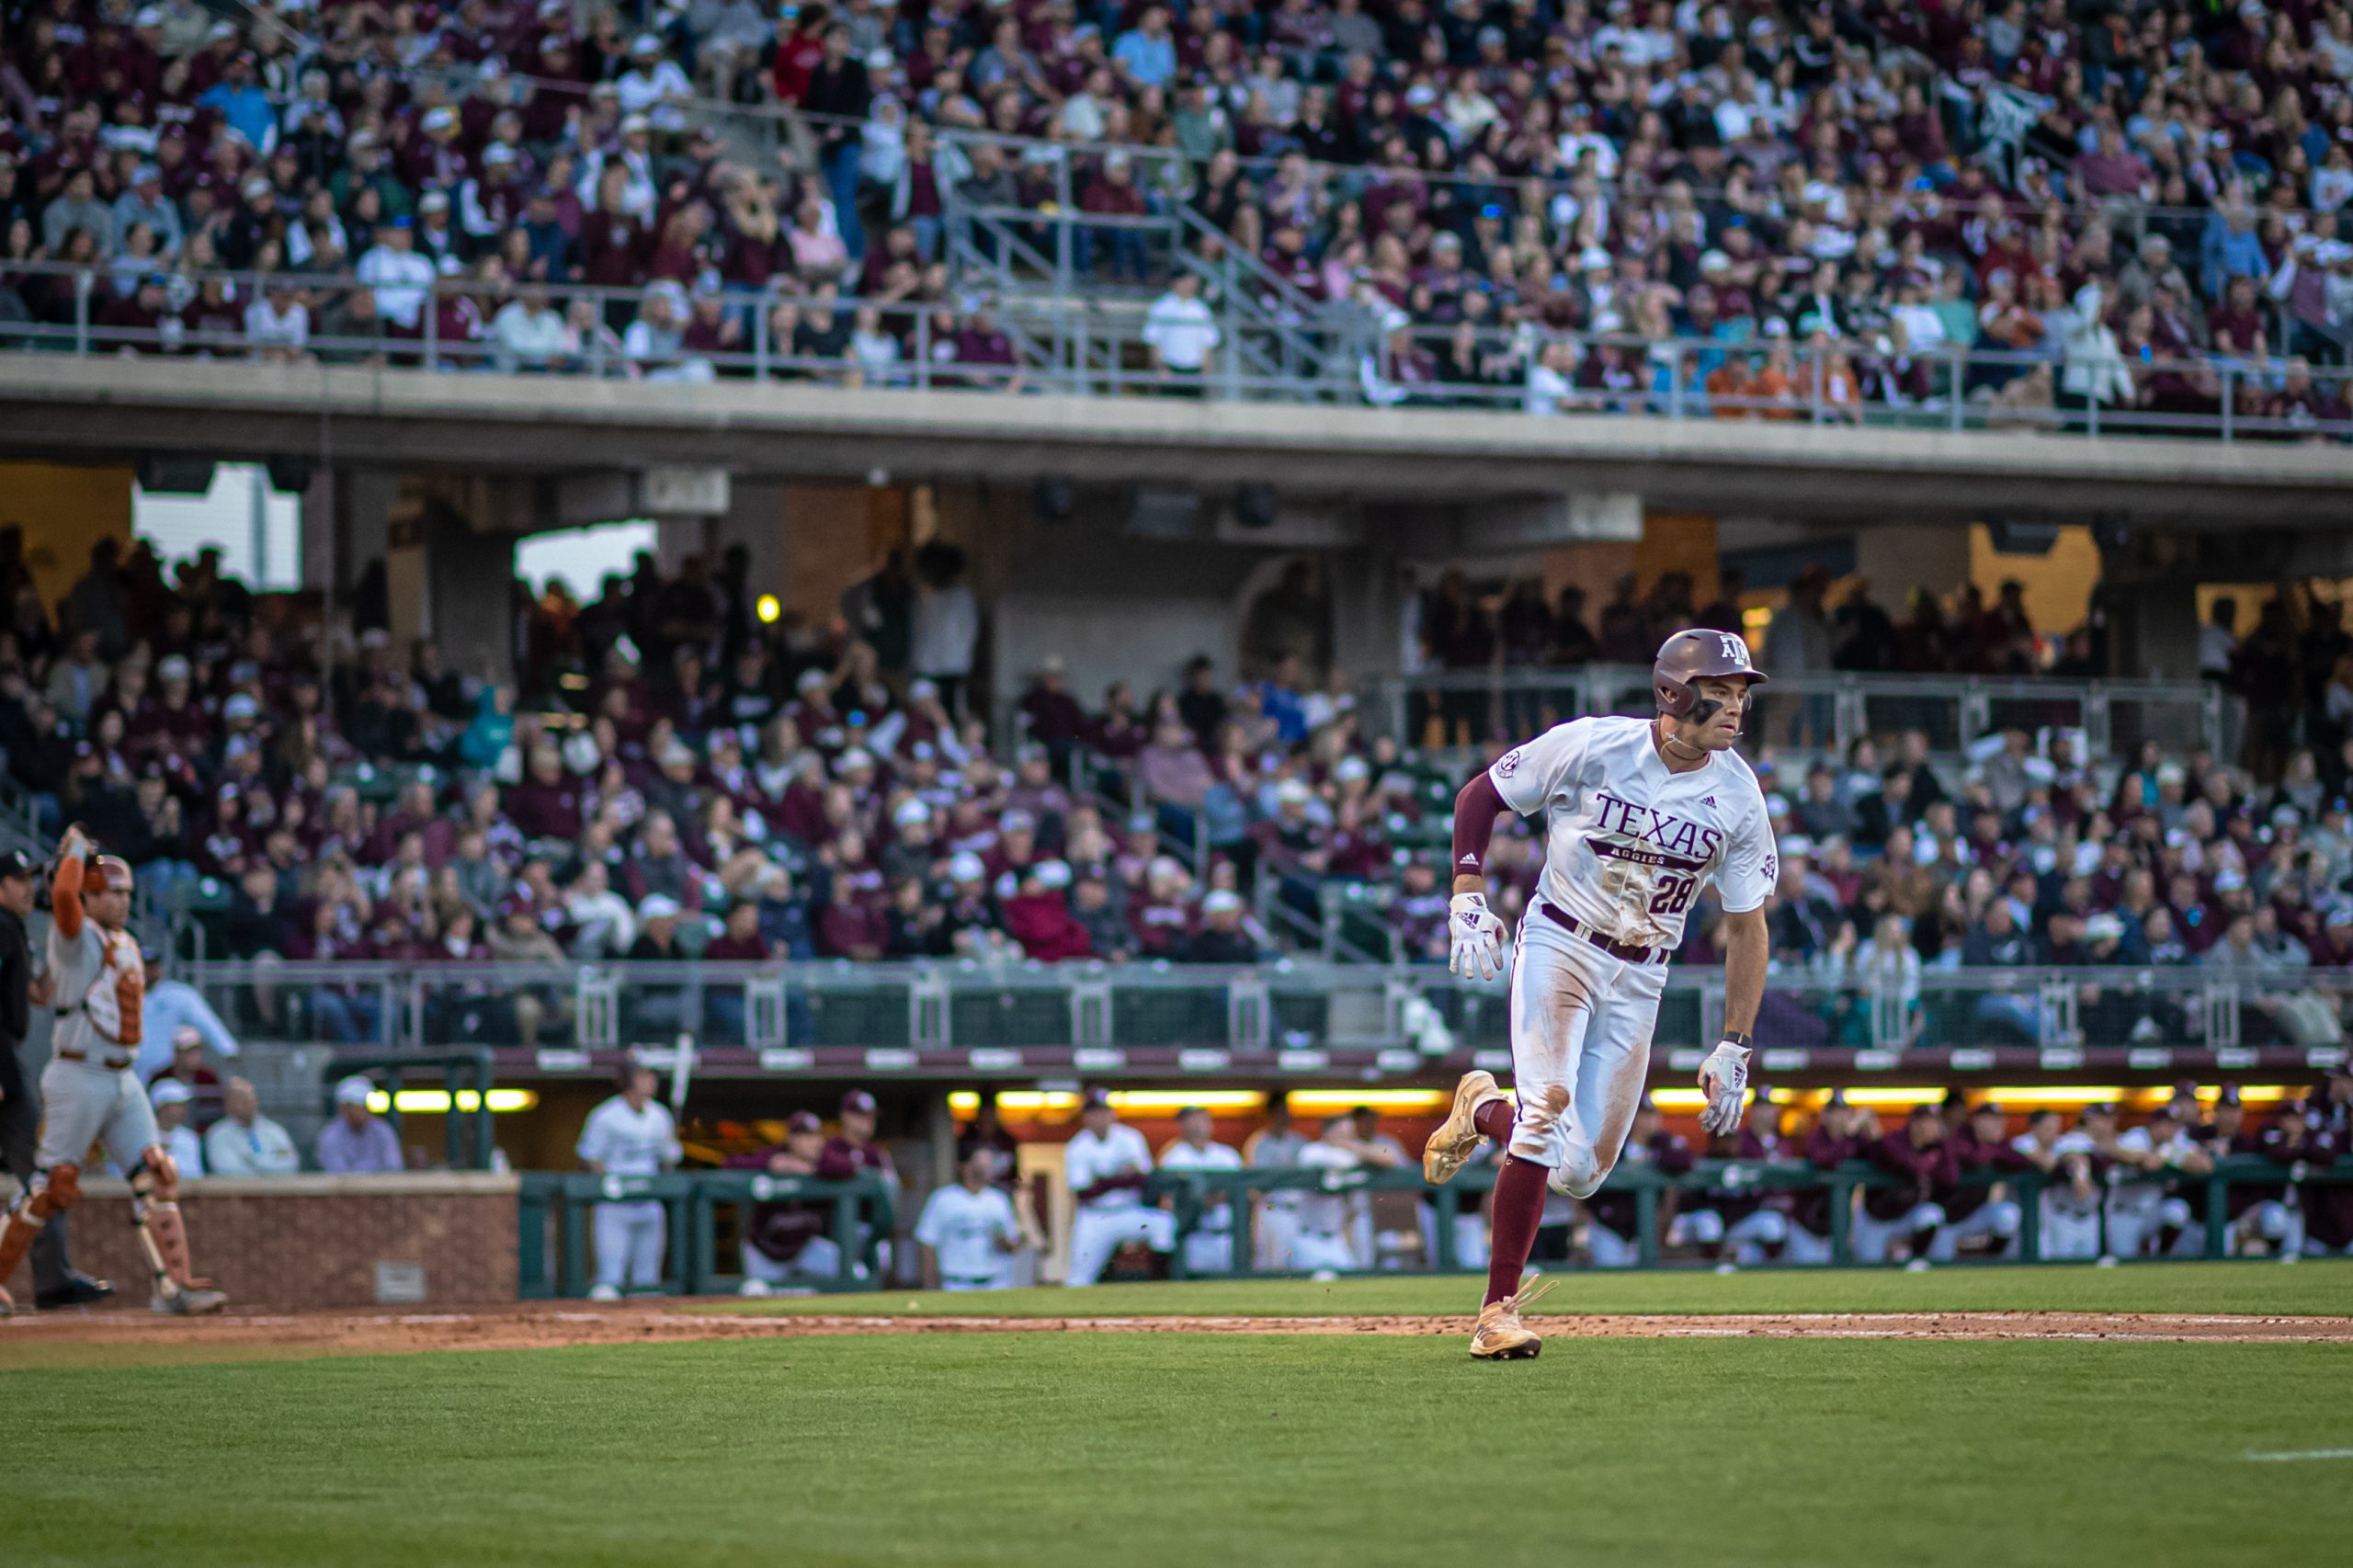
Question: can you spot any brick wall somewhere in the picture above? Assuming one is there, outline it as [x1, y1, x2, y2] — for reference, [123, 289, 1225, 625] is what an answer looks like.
[3, 1175, 520, 1311]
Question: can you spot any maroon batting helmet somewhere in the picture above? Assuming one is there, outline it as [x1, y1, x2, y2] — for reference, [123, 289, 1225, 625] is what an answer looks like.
[1654, 628, 1767, 721]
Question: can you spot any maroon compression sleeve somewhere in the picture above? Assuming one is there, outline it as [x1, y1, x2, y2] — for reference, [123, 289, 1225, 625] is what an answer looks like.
[1451, 770, 1509, 881]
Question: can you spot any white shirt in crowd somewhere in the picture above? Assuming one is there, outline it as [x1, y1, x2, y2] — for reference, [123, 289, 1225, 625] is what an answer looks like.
[913, 1182, 1022, 1285]
[1064, 1122, 1154, 1210]
[576, 1096, 682, 1176]
[355, 242, 437, 328]
[165, 1121, 206, 1178]
[1489, 709, 1776, 949]
[205, 1113, 301, 1176]
[1142, 288, 1222, 370]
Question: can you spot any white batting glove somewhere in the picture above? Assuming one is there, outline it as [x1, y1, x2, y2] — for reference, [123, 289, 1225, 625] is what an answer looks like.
[1447, 892, 1509, 982]
[1697, 1040, 1752, 1135]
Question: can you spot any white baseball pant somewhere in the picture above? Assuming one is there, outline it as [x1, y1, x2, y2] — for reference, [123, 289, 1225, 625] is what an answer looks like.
[742, 1234, 845, 1285]
[2105, 1193, 2190, 1257]
[1064, 1204, 1176, 1286]
[2235, 1200, 2295, 1254]
[2035, 1196, 2105, 1260]
[1255, 1200, 1301, 1269]
[1673, 1207, 1790, 1263]
[1180, 1214, 1235, 1275]
[1506, 913, 1668, 1196]
[592, 1199, 666, 1290]
[1850, 1201, 1945, 1263]
[1585, 1222, 1640, 1268]
[1288, 1229, 1358, 1272]
[1783, 1223, 1833, 1265]
[1928, 1199, 2021, 1261]
[33, 1058, 160, 1178]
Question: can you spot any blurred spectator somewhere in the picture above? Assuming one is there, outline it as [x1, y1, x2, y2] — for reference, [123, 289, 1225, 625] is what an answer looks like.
[315, 1076, 404, 1174]
[150, 1078, 205, 1179]
[913, 1146, 1025, 1290]
[203, 1076, 301, 1176]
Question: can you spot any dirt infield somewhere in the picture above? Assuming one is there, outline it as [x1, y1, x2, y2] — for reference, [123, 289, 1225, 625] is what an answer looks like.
[6, 1302, 2352, 1360]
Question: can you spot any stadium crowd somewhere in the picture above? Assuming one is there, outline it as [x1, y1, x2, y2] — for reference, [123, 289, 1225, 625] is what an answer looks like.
[1, 3, 2351, 419]
[2, 524, 2352, 1058]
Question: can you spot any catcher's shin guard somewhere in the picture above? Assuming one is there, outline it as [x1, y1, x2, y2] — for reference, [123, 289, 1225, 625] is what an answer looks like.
[132, 1150, 216, 1299]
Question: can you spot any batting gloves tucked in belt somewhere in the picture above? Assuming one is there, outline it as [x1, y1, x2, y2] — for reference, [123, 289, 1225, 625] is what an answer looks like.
[1697, 1040, 1752, 1135]
[1447, 892, 1510, 982]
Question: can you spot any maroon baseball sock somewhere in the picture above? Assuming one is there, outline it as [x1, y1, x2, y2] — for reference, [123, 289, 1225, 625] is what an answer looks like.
[1483, 1154, 1551, 1308]
[1472, 1098, 1516, 1143]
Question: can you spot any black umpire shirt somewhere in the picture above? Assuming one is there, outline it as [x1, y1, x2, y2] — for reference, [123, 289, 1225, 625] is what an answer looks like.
[0, 904, 30, 1105]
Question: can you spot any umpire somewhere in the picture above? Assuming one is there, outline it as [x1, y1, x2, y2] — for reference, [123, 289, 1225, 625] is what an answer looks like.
[0, 847, 109, 1310]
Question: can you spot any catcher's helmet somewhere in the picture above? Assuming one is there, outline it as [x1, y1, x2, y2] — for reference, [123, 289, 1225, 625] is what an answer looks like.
[85, 854, 135, 896]
[1654, 628, 1767, 721]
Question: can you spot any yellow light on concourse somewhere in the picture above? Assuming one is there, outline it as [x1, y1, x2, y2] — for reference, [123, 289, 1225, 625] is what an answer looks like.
[2221, 1085, 2298, 1103]
[1286, 1089, 1448, 1113]
[1838, 1087, 1948, 1108]
[948, 1092, 1078, 1116]
[756, 594, 781, 624]
[1650, 1089, 1711, 1110]
[1110, 1091, 1266, 1112]
[366, 1089, 539, 1115]
[1981, 1086, 2128, 1107]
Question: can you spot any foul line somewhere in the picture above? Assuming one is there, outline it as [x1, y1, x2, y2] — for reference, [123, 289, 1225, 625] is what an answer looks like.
[2243, 1448, 2353, 1462]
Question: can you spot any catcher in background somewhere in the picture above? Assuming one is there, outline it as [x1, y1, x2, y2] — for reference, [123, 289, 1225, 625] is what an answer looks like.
[1422, 631, 1777, 1359]
[0, 827, 225, 1314]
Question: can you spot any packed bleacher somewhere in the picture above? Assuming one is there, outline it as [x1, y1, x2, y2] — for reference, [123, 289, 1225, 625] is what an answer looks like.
[2, 2, 2352, 422]
[3, 526, 2350, 1069]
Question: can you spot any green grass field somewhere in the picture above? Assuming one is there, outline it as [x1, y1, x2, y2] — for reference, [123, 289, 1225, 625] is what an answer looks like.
[709, 1257, 2353, 1319]
[6, 1263, 2350, 1568]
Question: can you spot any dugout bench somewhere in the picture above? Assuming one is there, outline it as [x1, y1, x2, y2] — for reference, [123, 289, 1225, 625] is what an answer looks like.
[517, 1171, 897, 1298]
[1145, 1157, 2353, 1277]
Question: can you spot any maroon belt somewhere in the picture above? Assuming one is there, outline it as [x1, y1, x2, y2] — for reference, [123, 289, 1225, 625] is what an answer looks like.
[1537, 903, 1671, 966]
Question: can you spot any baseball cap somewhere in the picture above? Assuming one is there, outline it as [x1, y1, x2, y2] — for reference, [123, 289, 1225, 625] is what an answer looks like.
[892, 798, 930, 827]
[335, 1075, 375, 1107]
[1081, 1086, 1111, 1110]
[173, 1026, 202, 1048]
[948, 851, 985, 882]
[158, 653, 190, 680]
[841, 1088, 877, 1116]
[1201, 889, 1243, 915]
[1034, 859, 1072, 890]
[787, 1109, 823, 1134]
[637, 893, 681, 921]
[150, 1079, 193, 1109]
[0, 848, 33, 881]
[999, 808, 1036, 834]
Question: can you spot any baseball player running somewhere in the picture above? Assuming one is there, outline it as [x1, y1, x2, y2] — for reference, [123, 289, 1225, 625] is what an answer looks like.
[1420, 630, 1776, 1359]
[0, 828, 225, 1315]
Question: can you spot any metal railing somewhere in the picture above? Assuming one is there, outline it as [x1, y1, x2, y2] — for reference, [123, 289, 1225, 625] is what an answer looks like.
[517, 1169, 895, 1298]
[10, 257, 2348, 444]
[169, 956, 2353, 1057]
[1146, 1156, 2353, 1275]
[1374, 665, 2223, 758]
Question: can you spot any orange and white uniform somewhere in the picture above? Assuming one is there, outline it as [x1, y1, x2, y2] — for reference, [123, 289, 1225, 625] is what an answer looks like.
[34, 856, 159, 1178]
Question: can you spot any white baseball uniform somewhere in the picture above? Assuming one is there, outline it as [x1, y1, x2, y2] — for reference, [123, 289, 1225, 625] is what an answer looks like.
[2107, 1125, 2199, 1257]
[1290, 1139, 1365, 1271]
[577, 1096, 681, 1291]
[913, 1181, 1022, 1290]
[1156, 1137, 1245, 1274]
[2033, 1133, 2108, 1259]
[1063, 1123, 1176, 1286]
[37, 906, 159, 1183]
[1246, 1126, 1309, 1268]
[1487, 715, 1775, 1192]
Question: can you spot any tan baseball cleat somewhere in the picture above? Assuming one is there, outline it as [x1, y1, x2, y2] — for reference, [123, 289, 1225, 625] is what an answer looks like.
[1423, 1070, 1506, 1183]
[1469, 1278, 1557, 1361]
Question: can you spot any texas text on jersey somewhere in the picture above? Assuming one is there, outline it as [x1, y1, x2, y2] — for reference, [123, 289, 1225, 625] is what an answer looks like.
[1489, 714, 1775, 948]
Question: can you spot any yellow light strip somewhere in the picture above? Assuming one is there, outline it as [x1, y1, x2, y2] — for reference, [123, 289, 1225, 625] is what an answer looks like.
[1650, 1089, 1711, 1110]
[366, 1089, 539, 1114]
[1836, 1087, 1949, 1108]
[1981, 1086, 2128, 1107]
[1284, 1090, 1448, 1113]
[948, 1090, 1268, 1117]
